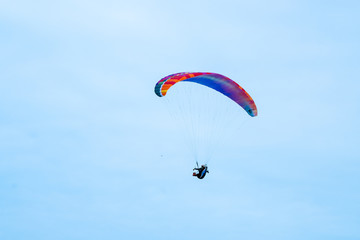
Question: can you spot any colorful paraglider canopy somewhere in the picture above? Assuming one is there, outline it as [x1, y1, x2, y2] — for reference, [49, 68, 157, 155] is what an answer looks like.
[154, 72, 257, 117]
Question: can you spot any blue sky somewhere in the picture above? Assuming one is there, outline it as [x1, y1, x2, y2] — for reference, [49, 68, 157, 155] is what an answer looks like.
[1, 0, 359, 239]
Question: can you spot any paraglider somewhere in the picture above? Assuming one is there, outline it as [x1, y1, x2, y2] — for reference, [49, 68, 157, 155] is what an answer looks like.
[155, 72, 257, 117]
[193, 162, 209, 179]
[154, 72, 257, 179]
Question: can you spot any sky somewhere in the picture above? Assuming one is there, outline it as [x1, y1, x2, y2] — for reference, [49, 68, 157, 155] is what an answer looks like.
[0, 0, 359, 239]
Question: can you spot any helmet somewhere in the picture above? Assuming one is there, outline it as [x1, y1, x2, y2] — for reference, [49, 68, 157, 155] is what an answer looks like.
[193, 172, 197, 176]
